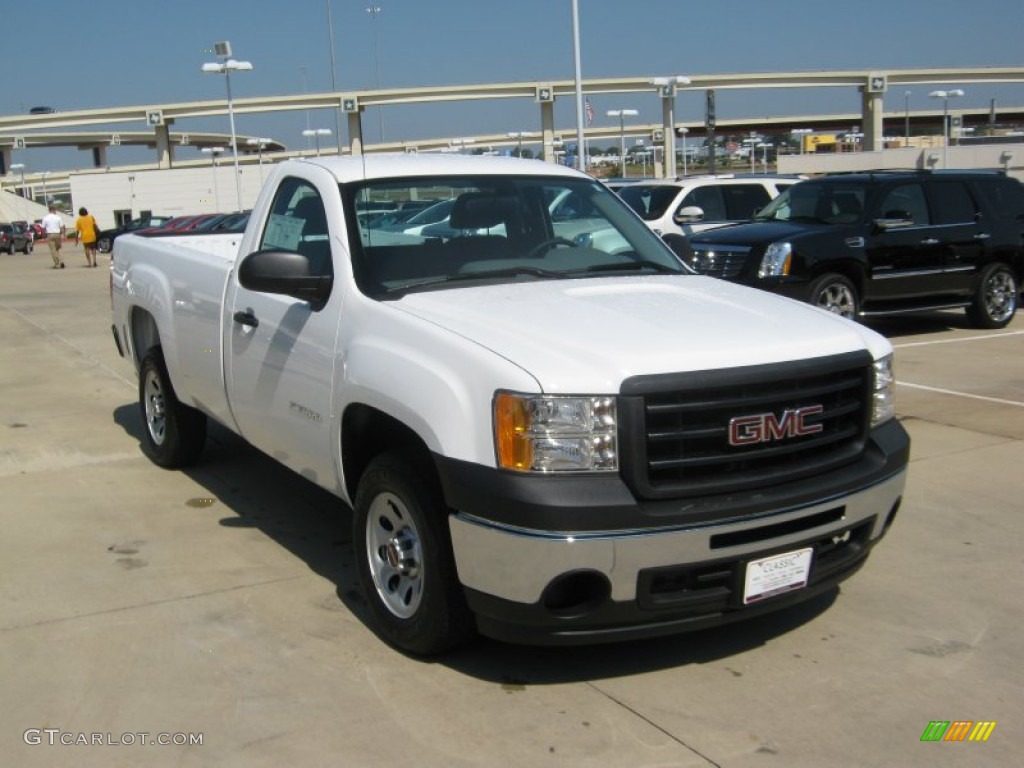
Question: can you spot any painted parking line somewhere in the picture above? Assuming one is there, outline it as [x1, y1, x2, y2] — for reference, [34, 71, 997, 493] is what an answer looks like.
[898, 381, 1024, 408]
[893, 330, 1024, 349]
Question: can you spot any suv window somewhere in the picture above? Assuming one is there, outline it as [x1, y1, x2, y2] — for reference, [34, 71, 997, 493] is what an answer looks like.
[973, 177, 1024, 220]
[723, 185, 771, 220]
[878, 183, 930, 225]
[617, 185, 681, 220]
[929, 181, 978, 225]
[680, 186, 726, 220]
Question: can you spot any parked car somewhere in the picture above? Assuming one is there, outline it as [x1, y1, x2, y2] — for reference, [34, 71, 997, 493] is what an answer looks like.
[0, 222, 33, 254]
[96, 215, 172, 253]
[684, 170, 1024, 328]
[614, 174, 803, 237]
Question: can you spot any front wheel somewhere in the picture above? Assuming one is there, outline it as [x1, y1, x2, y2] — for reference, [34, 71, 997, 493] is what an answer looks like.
[97, 237, 111, 253]
[353, 453, 474, 655]
[138, 350, 207, 467]
[966, 262, 1018, 329]
[809, 273, 859, 320]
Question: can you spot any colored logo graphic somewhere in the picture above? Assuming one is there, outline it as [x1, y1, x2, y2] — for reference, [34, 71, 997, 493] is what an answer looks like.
[920, 721, 996, 742]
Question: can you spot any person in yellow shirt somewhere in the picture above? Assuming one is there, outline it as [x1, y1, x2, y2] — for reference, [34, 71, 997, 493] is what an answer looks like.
[75, 207, 101, 267]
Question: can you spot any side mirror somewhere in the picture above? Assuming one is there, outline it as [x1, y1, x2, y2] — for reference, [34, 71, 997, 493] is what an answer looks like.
[673, 205, 705, 224]
[238, 250, 332, 305]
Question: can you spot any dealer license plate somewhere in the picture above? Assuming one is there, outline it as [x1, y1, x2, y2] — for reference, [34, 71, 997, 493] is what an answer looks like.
[743, 547, 813, 605]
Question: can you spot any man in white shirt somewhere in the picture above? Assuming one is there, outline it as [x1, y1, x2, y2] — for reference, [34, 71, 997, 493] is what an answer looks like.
[41, 204, 65, 269]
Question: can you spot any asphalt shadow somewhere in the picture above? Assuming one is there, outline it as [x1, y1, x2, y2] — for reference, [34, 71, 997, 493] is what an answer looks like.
[113, 402, 838, 682]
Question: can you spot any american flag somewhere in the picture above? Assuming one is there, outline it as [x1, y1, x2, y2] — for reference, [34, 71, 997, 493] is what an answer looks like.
[585, 98, 594, 126]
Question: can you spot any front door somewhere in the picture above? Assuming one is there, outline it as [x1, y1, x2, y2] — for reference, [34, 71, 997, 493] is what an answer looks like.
[866, 182, 947, 301]
[225, 173, 344, 491]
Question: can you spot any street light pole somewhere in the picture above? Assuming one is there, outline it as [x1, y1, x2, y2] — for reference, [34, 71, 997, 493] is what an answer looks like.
[326, 0, 343, 154]
[201, 147, 224, 210]
[929, 88, 965, 168]
[303, 129, 332, 156]
[366, 5, 385, 143]
[607, 109, 638, 177]
[202, 44, 253, 212]
[246, 137, 272, 184]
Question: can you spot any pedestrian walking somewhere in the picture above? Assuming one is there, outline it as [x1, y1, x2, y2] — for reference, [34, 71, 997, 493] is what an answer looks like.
[41, 204, 66, 269]
[75, 207, 101, 267]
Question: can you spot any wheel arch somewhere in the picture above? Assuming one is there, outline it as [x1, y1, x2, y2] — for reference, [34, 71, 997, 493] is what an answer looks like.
[129, 306, 162, 369]
[805, 258, 867, 299]
[341, 404, 440, 507]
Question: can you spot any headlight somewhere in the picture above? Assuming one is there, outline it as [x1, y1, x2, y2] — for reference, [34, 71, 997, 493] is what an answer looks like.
[872, 354, 896, 427]
[759, 241, 792, 277]
[494, 393, 617, 472]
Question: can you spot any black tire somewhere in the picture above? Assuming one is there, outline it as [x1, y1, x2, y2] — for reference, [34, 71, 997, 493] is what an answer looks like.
[353, 453, 474, 655]
[966, 262, 1018, 329]
[97, 237, 111, 254]
[23, 241, 33, 255]
[809, 273, 859, 320]
[138, 349, 207, 468]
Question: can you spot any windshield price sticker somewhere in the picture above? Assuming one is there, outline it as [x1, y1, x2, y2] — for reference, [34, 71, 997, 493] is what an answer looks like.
[743, 547, 813, 604]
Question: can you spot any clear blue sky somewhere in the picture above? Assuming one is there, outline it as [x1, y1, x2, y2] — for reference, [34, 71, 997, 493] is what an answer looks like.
[3, 0, 1023, 170]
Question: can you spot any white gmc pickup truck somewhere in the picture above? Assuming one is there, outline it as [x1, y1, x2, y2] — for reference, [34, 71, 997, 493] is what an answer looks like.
[111, 155, 909, 654]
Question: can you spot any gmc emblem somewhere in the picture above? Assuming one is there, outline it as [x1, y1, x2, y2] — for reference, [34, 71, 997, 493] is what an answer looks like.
[728, 405, 824, 446]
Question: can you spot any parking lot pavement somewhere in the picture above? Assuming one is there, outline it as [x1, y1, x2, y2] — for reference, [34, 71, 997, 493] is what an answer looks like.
[1, 247, 1022, 767]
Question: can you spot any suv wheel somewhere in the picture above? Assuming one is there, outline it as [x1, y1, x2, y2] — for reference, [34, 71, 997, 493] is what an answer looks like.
[809, 273, 858, 320]
[967, 263, 1018, 329]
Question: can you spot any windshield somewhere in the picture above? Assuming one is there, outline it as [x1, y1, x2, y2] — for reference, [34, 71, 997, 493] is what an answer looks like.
[347, 175, 687, 297]
[615, 184, 681, 221]
[755, 181, 869, 225]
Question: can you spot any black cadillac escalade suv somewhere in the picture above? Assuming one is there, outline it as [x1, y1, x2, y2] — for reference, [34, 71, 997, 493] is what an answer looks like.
[684, 171, 1024, 328]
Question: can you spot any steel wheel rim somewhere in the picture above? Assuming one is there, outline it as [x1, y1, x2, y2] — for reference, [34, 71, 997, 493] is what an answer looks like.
[984, 270, 1017, 324]
[365, 491, 424, 619]
[143, 368, 167, 446]
[817, 283, 855, 318]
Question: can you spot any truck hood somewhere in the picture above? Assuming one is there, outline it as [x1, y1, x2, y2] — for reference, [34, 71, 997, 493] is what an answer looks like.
[391, 275, 889, 392]
[689, 220, 827, 246]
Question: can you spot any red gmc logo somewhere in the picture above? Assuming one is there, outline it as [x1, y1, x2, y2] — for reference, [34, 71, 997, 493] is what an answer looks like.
[728, 405, 824, 446]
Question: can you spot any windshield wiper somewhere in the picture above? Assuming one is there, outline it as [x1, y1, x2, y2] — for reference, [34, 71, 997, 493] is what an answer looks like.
[577, 260, 680, 274]
[385, 266, 564, 295]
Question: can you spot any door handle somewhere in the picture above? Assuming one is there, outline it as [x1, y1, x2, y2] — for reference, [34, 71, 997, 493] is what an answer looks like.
[919, 238, 940, 245]
[233, 310, 259, 328]
[973, 232, 991, 240]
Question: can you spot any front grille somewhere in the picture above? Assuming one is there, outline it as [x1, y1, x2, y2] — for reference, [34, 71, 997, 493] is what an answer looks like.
[619, 352, 871, 500]
[686, 243, 751, 279]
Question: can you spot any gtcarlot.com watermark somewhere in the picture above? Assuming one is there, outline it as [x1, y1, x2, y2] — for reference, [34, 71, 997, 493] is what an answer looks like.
[24, 729, 203, 747]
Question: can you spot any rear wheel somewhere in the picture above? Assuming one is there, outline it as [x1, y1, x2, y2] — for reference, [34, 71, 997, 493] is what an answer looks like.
[353, 453, 474, 655]
[809, 273, 859, 320]
[138, 349, 207, 467]
[966, 262, 1017, 329]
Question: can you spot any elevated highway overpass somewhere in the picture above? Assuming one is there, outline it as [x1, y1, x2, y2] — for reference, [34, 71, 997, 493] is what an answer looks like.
[2, 67, 1023, 179]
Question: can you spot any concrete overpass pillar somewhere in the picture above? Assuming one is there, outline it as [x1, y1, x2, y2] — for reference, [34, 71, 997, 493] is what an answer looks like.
[861, 88, 885, 152]
[91, 145, 108, 167]
[540, 101, 556, 163]
[155, 123, 172, 168]
[661, 96, 676, 179]
[0, 147, 11, 176]
[348, 112, 364, 156]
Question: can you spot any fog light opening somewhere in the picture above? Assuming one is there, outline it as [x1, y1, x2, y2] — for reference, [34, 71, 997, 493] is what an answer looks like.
[883, 498, 902, 534]
[541, 571, 611, 619]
